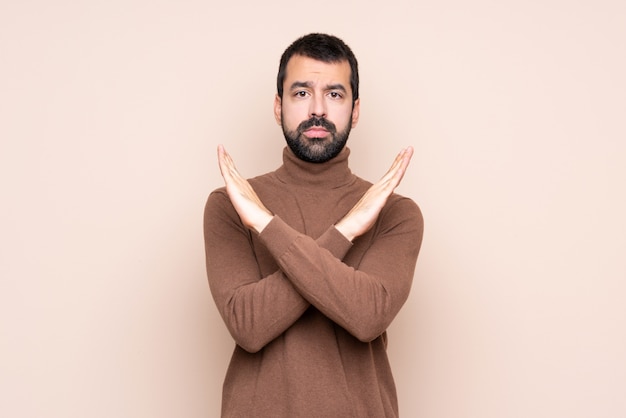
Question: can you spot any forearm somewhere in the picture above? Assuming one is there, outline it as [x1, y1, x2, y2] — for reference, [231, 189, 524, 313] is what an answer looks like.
[204, 192, 306, 352]
[204, 192, 355, 352]
[259, 199, 423, 342]
[212, 270, 310, 353]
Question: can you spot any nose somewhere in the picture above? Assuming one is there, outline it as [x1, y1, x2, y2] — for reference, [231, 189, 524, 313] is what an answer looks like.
[309, 94, 327, 118]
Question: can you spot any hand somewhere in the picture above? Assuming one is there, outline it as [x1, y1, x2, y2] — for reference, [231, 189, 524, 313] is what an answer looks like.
[217, 144, 273, 233]
[335, 146, 414, 241]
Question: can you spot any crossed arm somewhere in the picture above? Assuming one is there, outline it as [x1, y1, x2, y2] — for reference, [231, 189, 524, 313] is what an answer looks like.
[216, 144, 414, 240]
[205, 145, 421, 352]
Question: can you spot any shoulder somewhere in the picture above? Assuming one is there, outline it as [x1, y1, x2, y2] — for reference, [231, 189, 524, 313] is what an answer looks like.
[248, 171, 281, 193]
[207, 170, 276, 202]
[205, 170, 277, 218]
[349, 173, 423, 227]
[204, 187, 236, 225]
[387, 193, 422, 214]
[381, 193, 424, 233]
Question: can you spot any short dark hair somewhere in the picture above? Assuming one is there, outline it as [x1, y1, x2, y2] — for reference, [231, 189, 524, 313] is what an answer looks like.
[277, 33, 359, 104]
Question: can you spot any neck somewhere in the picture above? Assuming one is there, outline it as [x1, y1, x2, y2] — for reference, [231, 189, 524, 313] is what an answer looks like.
[274, 146, 354, 189]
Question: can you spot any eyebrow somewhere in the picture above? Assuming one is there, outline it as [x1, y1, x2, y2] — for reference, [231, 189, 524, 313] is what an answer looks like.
[289, 81, 347, 93]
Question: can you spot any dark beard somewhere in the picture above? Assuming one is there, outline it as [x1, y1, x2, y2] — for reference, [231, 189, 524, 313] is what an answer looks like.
[282, 116, 351, 163]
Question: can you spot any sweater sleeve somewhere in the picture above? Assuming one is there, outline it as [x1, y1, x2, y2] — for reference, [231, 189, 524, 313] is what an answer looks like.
[203, 190, 353, 353]
[258, 197, 424, 342]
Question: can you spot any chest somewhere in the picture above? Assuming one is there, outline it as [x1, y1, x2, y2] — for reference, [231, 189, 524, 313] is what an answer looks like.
[249, 182, 376, 276]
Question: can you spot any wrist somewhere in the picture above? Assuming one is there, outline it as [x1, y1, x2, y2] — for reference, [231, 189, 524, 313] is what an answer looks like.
[334, 220, 355, 242]
[253, 211, 274, 234]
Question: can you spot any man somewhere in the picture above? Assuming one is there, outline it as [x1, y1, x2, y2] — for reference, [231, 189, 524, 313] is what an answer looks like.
[204, 33, 424, 417]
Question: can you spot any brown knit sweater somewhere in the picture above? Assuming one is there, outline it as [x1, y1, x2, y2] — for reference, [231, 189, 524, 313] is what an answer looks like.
[204, 147, 424, 417]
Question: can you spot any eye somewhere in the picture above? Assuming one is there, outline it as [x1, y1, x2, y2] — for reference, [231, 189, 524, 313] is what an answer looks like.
[294, 91, 309, 98]
[328, 91, 343, 99]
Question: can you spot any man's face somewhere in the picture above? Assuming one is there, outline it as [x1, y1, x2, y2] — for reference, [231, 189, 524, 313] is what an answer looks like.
[274, 55, 360, 163]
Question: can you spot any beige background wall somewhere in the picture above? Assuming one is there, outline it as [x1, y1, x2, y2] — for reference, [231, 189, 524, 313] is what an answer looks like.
[1, 0, 624, 417]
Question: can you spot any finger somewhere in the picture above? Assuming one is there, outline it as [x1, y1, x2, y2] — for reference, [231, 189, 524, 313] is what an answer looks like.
[218, 145, 243, 182]
[389, 147, 412, 174]
[396, 147, 413, 171]
[218, 147, 242, 189]
[217, 145, 228, 177]
[380, 147, 413, 191]
[388, 148, 407, 171]
[391, 146, 413, 184]
[377, 152, 403, 184]
[379, 147, 410, 185]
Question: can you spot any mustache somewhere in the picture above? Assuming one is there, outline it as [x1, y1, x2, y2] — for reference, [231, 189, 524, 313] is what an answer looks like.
[297, 117, 337, 134]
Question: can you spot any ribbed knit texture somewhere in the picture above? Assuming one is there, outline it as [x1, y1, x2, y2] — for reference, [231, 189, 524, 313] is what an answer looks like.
[204, 147, 424, 417]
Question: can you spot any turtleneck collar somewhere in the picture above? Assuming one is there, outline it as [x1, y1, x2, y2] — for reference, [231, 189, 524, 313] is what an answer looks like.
[274, 146, 356, 189]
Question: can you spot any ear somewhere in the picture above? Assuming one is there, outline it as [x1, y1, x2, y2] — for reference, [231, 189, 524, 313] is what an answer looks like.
[273, 94, 282, 125]
[351, 98, 361, 128]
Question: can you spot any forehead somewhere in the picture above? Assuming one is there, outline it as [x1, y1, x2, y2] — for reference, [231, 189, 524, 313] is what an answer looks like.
[284, 55, 351, 89]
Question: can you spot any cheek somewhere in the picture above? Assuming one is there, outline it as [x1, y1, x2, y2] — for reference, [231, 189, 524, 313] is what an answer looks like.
[331, 106, 354, 128]
[281, 103, 308, 128]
